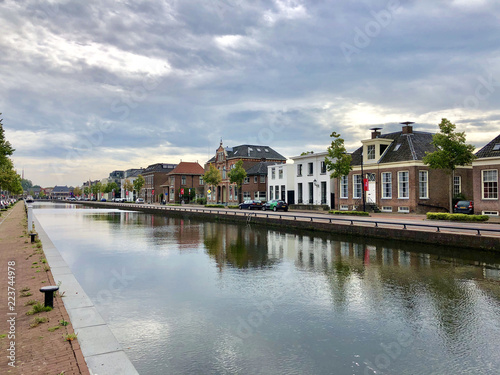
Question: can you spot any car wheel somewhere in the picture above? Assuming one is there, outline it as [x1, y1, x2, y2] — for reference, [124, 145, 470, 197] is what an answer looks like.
[284, 208, 288, 212]
[262, 206, 266, 211]
[273, 206, 277, 212]
[239, 206, 242, 210]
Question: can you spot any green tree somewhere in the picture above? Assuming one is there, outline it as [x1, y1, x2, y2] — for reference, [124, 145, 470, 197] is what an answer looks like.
[133, 175, 145, 198]
[122, 179, 133, 200]
[21, 178, 33, 192]
[203, 164, 222, 201]
[0, 115, 22, 196]
[0, 114, 14, 164]
[228, 160, 247, 204]
[423, 118, 476, 212]
[325, 131, 353, 209]
[73, 186, 82, 197]
[83, 186, 90, 197]
[300, 151, 314, 156]
[90, 182, 101, 199]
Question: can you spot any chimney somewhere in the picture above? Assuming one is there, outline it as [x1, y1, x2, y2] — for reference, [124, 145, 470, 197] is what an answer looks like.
[401, 121, 415, 134]
[370, 127, 382, 139]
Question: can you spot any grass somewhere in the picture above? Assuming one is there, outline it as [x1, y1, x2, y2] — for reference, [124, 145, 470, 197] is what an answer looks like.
[0, 334, 6, 339]
[26, 302, 53, 315]
[20, 291, 33, 297]
[63, 333, 78, 341]
[44, 265, 50, 272]
[20, 286, 30, 292]
[30, 317, 48, 328]
[59, 319, 69, 326]
[48, 326, 60, 332]
[41, 258, 47, 263]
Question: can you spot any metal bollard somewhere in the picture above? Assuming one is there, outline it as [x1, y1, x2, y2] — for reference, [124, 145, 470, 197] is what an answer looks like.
[40, 286, 59, 308]
[27, 203, 33, 233]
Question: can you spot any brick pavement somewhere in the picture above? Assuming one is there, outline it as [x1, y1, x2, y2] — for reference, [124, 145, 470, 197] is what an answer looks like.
[0, 203, 89, 375]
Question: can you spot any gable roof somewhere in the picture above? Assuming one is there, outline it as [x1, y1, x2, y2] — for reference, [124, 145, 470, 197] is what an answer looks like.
[207, 144, 286, 163]
[475, 134, 500, 159]
[245, 161, 278, 175]
[143, 163, 177, 174]
[52, 185, 70, 193]
[351, 131, 435, 165]
[167, 162, 204, 175]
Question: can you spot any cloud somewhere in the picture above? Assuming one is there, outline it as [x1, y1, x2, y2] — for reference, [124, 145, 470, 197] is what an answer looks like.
[1, 0, 500, 186]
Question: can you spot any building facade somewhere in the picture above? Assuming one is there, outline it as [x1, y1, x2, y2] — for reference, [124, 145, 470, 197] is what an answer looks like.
[141, 163, 177, 204]
[121, 168, 144, 202]
[161, 162, 205, 203]
[337, 124, 473, 214]
[291, 152, 334, 208]
[267, 163, 295, 203]
[473, 134, 500, 216]
[205, 142, 286, 204]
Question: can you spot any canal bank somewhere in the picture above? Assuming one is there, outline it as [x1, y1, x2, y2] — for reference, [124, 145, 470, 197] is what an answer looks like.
[81, 202, 500, 252]
[0, 203, 89, 374]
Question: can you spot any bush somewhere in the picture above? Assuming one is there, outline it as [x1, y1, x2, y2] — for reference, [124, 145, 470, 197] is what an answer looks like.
[426, 212, 489, 222]
[329, 210, 370, 216]
[195, 198, 207, 205]
[227, 205, 239, 209]
[205, 204, 226, 208]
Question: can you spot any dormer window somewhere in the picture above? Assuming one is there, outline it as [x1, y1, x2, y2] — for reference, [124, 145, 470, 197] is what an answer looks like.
[217, 152, 224, 162]
[367, 145, 376, 160]
[493, 144, 500, 151]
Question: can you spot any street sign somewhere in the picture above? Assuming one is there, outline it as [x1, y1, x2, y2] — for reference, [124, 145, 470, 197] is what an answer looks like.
[207, 189, 211, 194]
[181, 188, 184, 195]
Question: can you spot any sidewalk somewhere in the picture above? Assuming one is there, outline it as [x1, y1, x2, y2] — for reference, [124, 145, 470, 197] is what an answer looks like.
[0, 203, 89, 375]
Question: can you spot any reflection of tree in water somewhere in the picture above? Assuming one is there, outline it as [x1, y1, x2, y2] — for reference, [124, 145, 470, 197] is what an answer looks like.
[203, 223, 275, 270]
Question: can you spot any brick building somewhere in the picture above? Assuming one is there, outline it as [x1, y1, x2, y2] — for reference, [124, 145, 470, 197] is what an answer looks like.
[205, 142, 286, 204]
[141, 163, 177, 204]
[161, 162, 205, 203]
[473, 134, 500, 216]
[336, 124, 473, 214]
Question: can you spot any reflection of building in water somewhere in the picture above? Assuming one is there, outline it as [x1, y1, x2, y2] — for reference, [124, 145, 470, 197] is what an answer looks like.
[484, 267, 500, 280]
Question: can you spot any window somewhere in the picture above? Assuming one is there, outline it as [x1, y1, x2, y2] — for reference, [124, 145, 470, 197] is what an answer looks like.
[254, 176, 258, 183]
[298, 183, 303, 203]
[482, 170, 498, 199]
[418, 171, 428, 199]
[382, 172, 392, 199]
[493, 144, 500, 151]
[353, 175, 362, 199]
[271, 168, 276, 179]
[217, 152, 224, 162]
[281, 185, 285, 200]
[279, 169, 283, 179]
[453, 176, 461, 196]
[367, 145, 375, 160]
[393, 144, 401, 151]
[297, 164, 303, 177]
[275, 186, 279, 201]
[170, 188, 174, 200]
[222, 167, 226, 179]
[243, 192, 251, 199]
[340, 176, 348, 199]
[381, 206, 393, 212]
[199, 176, 204, 185]
[340, 205, 349, 211]
[260, 175, 265, 183]
[398, 171, 409, 199]
[170, 176, 175, 184]
[320, 161, 326, 174]
[181, 176, 186, 185]
[308, 182, 314, 203]
[398, 206, 410, 213]
[308, 163, 313, 175]
[269, 188, 273, 200]
[321, 181, 327, 204]
[244, 177, 250, 184]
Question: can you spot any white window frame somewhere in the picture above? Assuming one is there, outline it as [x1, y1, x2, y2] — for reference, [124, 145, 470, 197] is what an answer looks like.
[297, 164, 302, 177]
[382, 172, 392, 199]
[340, 176, 348, 199]
[254, 176, 258, 183]
[353, 174, 362, 199]
[381, 206, 393, 212]
[340, 204, 349, 211]
[398, 206, 410, 213]
[418, 170, 428, 199]
[367, 145, 376, 160]
[398, 171, 409, 199]
[482, 169, 498, 200]
[453, 175, 461, 196]
[271, 168, 276, 179]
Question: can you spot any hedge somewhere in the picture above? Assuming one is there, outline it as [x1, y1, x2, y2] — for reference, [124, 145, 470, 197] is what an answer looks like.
[205, 204, 226, 208]
[426, 212, 489, 222]
[329, 210, 370, 216]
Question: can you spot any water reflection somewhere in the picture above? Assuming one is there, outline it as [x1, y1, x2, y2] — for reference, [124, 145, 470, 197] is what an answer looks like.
[33, 203, 500, 375]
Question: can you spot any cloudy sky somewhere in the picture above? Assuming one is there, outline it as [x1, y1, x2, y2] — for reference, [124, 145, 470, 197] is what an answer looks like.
[1, 0, 500, 187]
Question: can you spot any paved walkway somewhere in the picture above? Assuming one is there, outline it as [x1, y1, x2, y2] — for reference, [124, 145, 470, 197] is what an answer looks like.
[0, 203, 89, 375]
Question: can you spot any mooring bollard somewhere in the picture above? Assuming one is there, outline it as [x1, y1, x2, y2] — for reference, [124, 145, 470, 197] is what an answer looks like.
[30, 233, 37, 243]
[40, 286, 59, 308]
[27, 203, 33, 233]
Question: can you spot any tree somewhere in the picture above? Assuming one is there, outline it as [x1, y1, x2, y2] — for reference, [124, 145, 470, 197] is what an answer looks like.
[228, 160, 247, 204]
[123, 179, 133, 200]
[423, 118, 476, 212]
[203, 164, 222, 201]
[0, 115, 22, 196]
[90, 182, 101, 199]
[83, 186, 90, 197]
[133, 175, 145, 199]
[73, 186, 82, 197]
[325, 131, 353, 209]
[0, 114, 14, 164]
[105, 182, 118, 196]
[300, 151, 314, 156]
[20, 179, 33, 192]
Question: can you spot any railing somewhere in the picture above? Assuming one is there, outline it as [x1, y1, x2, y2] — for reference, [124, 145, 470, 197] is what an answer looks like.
[76, 201, 500, 237]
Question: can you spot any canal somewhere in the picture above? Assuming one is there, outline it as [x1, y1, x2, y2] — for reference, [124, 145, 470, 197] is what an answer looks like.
[34, 202, 500, 375]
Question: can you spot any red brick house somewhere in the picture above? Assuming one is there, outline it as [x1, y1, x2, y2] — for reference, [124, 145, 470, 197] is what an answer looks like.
[473, 134, 500, 216]
[160, 162, 205, 203]
[141, 163, 177, 204]
[336, 124, 473, 214]
[205, 142, 286, 204]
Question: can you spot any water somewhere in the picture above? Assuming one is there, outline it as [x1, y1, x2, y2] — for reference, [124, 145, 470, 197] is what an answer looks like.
[34, 202, 500, 375]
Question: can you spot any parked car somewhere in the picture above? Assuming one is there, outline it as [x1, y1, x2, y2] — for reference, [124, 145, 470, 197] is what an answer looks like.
[454, 200, 474, 214]
[239, 200, 263, 210]
[136, 198, 145, 204]
[262, 199, 289, 212]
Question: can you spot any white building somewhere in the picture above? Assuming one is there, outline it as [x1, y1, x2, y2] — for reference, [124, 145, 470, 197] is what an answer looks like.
[120, 168, 144, 202]
[267, 163, 295, 202]
[290, 152, 334, 208]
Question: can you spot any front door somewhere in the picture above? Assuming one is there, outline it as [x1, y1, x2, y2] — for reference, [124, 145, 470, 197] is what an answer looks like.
[366, 173, 376, 204]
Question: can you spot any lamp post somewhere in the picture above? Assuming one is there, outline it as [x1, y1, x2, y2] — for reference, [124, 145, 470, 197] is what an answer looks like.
[360, 151, 366, 212]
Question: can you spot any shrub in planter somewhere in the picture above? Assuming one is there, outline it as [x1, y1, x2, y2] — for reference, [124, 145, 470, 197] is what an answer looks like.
[426, 212, 489, 222]
[329, 210, 370, 216]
